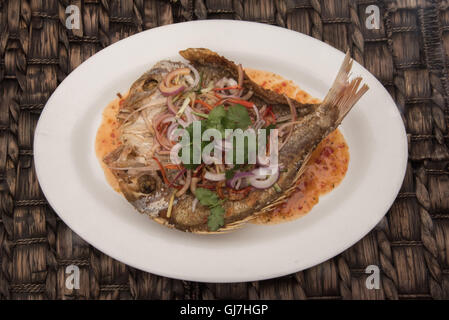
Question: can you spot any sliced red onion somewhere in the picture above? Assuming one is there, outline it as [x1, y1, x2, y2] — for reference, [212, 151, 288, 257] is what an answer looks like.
[153, 113, 174, 129]
[152, 113, 174, 150]
[215, 77, 227, 88]
[227, 78, 239, 96]
[214, 78, 240, 97]
[252, 104, 260, 122]
[175, 169, 191, 196]
[159, 67, 191, 96]
[240, 90, 254, 100]
[204, 171, 225, 181]
[167, 122, 179, 141]
[159, 82, 185, 97]
[235, 179, 242, 190]
[248, 167, 280, 189]
[169, 143, 182, 165]
[162, 116, 176, 124]
[203, 154, 220, 165]
[214, 139, 233, 152]
[226, 171, 254, 189]
[187, 64, 200, 90]
[251, 120, 259, 130]
[257, 154, 273, 167]
[185, 106, 196, 123]
[170, 168, 187, 187]
[167, 96, 178, 114]
[253, 119, 266, 131]
[176, 106, 194, 127]
[164, 68, 191, 87]
[177, 119, 188, 128]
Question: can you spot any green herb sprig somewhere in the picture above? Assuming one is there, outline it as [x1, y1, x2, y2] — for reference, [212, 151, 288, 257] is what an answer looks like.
[194, 188, 225, 231]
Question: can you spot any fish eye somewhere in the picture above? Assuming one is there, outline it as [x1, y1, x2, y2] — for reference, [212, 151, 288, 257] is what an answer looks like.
[138, 174, 157, 194]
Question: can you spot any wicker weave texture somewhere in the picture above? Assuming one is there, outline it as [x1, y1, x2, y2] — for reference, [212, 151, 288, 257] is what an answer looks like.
[0, 0, 449, 300]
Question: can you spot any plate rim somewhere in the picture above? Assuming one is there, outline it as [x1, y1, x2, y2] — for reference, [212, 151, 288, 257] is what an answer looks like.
[34, 20, 408, 283]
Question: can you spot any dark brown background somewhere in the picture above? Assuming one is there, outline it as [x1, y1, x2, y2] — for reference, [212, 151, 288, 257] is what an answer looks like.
[1, 0, 449, 300]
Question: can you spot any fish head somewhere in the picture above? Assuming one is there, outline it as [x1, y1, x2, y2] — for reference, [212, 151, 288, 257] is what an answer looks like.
[118, 171, 172, 218]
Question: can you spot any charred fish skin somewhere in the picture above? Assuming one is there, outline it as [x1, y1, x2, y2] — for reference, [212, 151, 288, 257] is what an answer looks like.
[179, 48, 318, 118]
[105, 49, 368, 233]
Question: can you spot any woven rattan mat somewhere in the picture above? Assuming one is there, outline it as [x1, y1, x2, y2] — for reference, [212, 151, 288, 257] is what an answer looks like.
[1, 0, 449, 300]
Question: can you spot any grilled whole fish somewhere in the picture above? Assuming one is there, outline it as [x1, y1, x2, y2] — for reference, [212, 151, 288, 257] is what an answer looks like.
[103, 48, 369, 233]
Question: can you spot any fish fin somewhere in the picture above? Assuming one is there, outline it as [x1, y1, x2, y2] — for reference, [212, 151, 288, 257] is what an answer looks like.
[180, 48, 315, 107]
[321, 51, 369, 123]
[293, 151, 313, 183]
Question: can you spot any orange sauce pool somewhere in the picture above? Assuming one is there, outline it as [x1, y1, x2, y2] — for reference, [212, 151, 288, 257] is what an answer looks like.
[95, 70, 350, 225]
[95, 94, 125, 193]
[246, 69, 350, 224]
[252, 129, 349, 224]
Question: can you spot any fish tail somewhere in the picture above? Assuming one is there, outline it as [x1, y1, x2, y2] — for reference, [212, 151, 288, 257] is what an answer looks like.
[321, 51, 369, 123]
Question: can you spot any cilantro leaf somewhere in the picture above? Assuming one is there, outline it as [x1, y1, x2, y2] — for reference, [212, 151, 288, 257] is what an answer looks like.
[206, 105, 226, 136]
[194, 188, 225, 231]
[208, 105, 226, 121]
[194, 188, 221, 207]
[179, 105, 252, 170]
[224, 105, 251, 130]
[208, 206, 225, 231]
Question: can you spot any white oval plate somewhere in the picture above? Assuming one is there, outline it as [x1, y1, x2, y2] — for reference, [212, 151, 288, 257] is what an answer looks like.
[34, 20, 407, 283]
